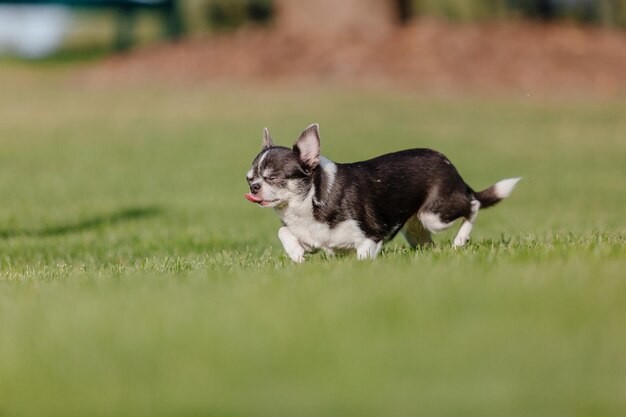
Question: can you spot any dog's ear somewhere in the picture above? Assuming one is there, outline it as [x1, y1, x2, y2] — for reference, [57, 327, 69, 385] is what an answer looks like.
[293, 123, 320, 170]
[262, 127, 274, 149]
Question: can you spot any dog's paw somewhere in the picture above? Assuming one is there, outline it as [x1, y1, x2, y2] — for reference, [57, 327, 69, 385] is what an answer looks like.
[287, 248, 305, 263]
[356, 239, 382, 260]
[452, 235, 469, 248]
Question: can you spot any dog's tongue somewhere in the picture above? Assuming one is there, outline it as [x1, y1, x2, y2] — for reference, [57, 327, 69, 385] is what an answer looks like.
[244, 193, 263, 203]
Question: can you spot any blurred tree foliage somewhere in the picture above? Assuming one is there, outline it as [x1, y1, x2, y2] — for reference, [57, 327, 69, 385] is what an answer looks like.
[415, 0, 626, 26]
[205, 0, 273, 30]
[191, 0, 626, 30]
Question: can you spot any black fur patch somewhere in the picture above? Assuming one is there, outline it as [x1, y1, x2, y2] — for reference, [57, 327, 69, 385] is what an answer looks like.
[311, 149, 475, 241]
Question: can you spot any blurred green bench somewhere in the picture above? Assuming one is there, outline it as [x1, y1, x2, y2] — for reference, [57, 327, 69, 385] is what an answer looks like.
[0, 0, 183, 50]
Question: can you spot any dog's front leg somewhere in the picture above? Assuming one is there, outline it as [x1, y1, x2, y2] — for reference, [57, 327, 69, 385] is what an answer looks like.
[278, 227, 306, 263]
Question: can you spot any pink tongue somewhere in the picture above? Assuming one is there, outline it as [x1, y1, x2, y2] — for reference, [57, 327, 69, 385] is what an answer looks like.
[244, 193, 263, 203]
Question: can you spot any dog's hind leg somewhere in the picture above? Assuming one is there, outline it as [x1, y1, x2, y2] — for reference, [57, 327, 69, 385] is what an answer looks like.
[453, 199, 480, 248]
[402, 215, 433, 248]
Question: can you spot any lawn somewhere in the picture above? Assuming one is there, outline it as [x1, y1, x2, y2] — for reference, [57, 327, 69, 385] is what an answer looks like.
[0, 71, 625, 417]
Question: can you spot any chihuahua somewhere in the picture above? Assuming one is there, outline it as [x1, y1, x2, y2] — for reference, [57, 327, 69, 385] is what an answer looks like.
[245, 124, 520, 262]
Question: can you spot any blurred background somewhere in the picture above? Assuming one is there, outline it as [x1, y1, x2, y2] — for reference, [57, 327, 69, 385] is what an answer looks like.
[0, 0, 625, 95]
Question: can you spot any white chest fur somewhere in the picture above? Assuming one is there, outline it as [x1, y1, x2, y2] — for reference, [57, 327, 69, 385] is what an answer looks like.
[276, 197, 365, 251]
[276, 157, 366, 251]
[274, 156, 373, 258]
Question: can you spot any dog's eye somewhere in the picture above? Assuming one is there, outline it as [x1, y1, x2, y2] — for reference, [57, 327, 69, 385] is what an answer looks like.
[264, 175, 277, 182]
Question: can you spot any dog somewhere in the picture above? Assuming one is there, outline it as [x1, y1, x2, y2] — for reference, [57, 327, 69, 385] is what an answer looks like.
[245, 124, 520, 262]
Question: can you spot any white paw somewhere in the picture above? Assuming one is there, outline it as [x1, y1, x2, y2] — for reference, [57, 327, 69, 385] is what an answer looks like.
[278, 227, 306, 263]
[286, 247, 305, 263]
[453, 235, 469, 248]
[356, 239, 382, 260]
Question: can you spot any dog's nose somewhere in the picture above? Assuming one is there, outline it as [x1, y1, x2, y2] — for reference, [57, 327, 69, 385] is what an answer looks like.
[250, 183, 261, 194]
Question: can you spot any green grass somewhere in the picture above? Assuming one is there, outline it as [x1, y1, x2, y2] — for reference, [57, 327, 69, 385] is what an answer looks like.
[0, 75, 625, 416]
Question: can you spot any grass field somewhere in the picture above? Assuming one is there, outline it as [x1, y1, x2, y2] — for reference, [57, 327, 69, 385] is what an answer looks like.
[0, 71, 625, 416]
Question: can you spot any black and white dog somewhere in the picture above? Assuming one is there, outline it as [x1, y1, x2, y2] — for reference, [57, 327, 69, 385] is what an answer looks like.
[245, 124, 520, 262]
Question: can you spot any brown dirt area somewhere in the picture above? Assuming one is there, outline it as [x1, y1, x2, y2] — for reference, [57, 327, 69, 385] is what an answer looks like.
[80, 18, 626, 96]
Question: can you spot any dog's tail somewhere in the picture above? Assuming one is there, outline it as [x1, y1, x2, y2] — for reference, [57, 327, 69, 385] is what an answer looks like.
[474, 177, 521, 209]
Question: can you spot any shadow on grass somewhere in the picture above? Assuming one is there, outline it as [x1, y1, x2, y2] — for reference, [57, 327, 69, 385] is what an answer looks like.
[0, 206, 161, 239]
